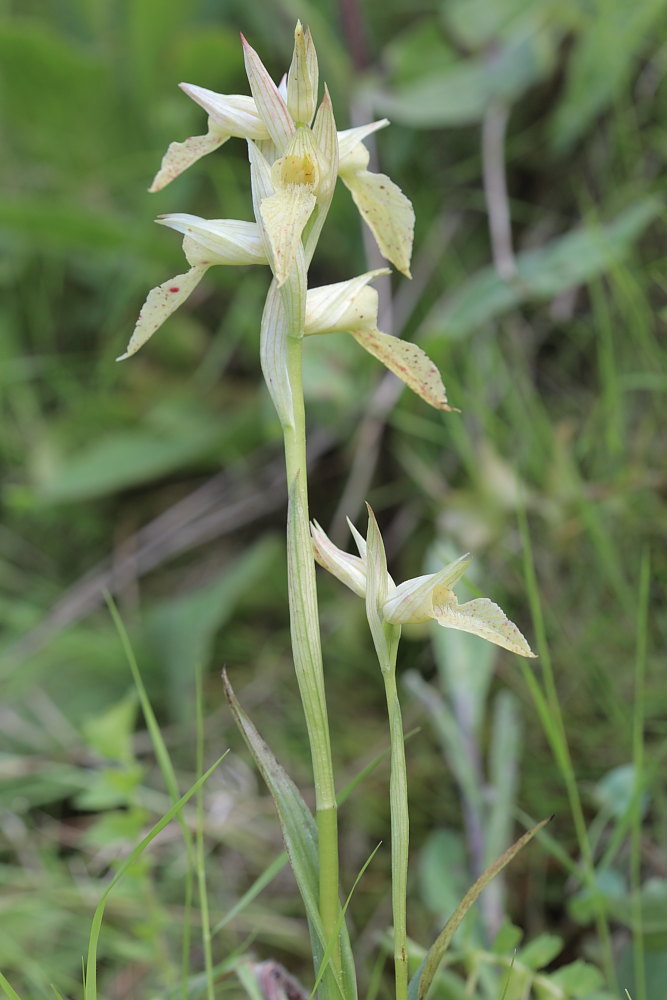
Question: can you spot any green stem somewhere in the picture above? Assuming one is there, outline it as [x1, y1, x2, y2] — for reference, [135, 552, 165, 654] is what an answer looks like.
[382, 662, 409, 1000]
[283, 333, 342, 977]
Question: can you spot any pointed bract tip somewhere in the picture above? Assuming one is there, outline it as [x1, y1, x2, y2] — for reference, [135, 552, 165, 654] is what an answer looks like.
[115, 353, 129, 362]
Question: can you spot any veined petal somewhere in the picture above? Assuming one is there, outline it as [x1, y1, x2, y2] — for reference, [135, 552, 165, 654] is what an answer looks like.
[117, 265, 208, 360]
[382, 554, 472, 624]
[242, 34, 295, 152]
[180, 84, 268, 138]
[347, 518, 367, 559]
[350, 328, 455, 411]
[312, 87, 339, 202]
[433, 595, 537, 658]
[149, 121, 229, 192]
[260, 186, 316, 286]
[304, 269, 388, 336]
[158, 214, 268, 265]
[287, 21, 319, 126]
[340, 168, 415, 276]
[337, 120, 389, 168]
[311, 521, 367, 597]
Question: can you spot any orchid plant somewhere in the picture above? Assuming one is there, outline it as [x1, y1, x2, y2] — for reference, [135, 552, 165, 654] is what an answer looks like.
[120, 24, 537, 1000]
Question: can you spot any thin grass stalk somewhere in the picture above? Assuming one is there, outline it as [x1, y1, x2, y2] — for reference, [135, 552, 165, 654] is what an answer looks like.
[630, 550, 650, 1000]
[517, 505, 617, 991]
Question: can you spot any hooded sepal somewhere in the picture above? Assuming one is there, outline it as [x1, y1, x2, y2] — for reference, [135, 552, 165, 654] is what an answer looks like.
[311, 520, 367, 597]
[382, 554, 472, 625]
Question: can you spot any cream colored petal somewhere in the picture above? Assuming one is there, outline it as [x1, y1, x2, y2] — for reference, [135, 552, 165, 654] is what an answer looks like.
[337, 120, 389, 167]
[242, 34, 295, 153]
[158, 214, 267, 266]
[350, 328, 455, 411]
[311, 521, 367, 597]
[180, 84, 268, 138]
[347, 518, 367, 559]
[341, 169, 415, 276]
[148, 122, 229, 192]
[304, 269, 388, 336]
[260, 185, 316, 286]
[434, 595, 537, 658]
[117, 265, 208, 360]
[312, 87, 338, 201]
[382, 554, 472, 625]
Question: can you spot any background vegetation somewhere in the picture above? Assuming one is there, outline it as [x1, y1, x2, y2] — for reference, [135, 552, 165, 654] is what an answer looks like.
[1, 0, 666, 997]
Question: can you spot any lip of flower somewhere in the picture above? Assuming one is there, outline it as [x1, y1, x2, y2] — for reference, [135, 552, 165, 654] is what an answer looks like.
[311, 520, 537, 658]
[116, 214, 267, 360]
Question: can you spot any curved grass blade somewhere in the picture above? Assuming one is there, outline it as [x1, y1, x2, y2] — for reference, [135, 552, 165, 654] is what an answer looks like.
[408, 816, 552, 1000]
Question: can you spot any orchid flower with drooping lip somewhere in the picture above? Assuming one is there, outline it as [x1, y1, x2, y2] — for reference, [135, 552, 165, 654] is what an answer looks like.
[311, 515, 537, 658]
[148, 23, 414, 276]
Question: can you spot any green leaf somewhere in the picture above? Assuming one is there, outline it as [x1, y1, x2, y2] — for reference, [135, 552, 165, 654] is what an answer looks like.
[548, 959, 604, 995]
[551, 0, 667, 151]
[142, 536, 280, 717]
[408, 816, 551, 1000]
[82, 691, 138, 763]
[374, 26, 556, 128]
[222, 671, 357, 1000]
[517, 932, 563, 970]
[427, 199, 662, 339]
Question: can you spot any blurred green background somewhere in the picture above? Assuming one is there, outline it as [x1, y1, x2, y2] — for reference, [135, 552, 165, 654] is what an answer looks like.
[1, 0, 667, 997]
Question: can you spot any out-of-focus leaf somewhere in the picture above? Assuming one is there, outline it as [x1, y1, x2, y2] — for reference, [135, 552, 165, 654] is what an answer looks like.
[82, 691, 138, 763]
[373, 21, 557, 127]
[516, 931, 562, 970]
[142, 536, 281, 715]
[551, 0, 667, 151]
[547, 959, 604, 995]
[0, 198, 170, 259]
[426, 198, 662, 339]
[0, 19, 112, 169]
[445, 0, 564, 49]
[35, 409, 224, 502]
[593, 764, 649, 819]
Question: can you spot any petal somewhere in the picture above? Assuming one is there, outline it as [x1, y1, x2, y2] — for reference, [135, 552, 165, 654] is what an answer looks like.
[242, 34, 295, 152]
[313, 87, 338, 200]
[365, 504, 390, 608]
[287, 21, 319, 126]
[340, 168, 415, 276]
[304, 269, 388, 336]
[117, 265, 208, 360]
[260, 185, 316, 286]
[337, 120, 389, 167]
[180, 84, 268, 139]
[148, 122, 229, 192]
[158, 214, 267, 265]
[433, 595, 537, 658]
[311, 521, 367, 597]
[347, 518, 367, 559]
[350, 328, 455, 411]
[382, 554, 472, 624]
